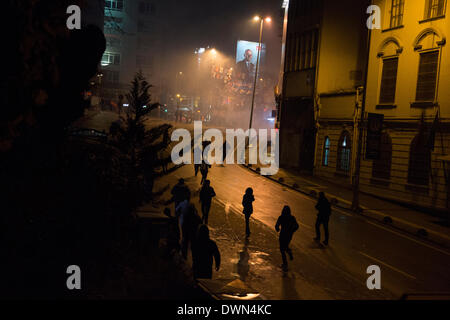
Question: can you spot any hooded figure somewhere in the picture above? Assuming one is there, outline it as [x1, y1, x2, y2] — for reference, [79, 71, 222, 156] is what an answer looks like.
[199, 180, 216, 225]
[242, 188, 255, 237]
[314, 192, 331, 245]
[180, 203, 202, 260]
[192, 225, 221, 279]
[275, 206, 299, 269]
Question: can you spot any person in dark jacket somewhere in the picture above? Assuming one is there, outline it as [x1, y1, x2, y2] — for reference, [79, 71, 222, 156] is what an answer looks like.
[163, 208, 180, 253]
[200, 162, 210, 185]
[242, 188, 255, 238]
[192, 225, 221, 279]
[199, 180, 216, 225]
[181, 203, 202, 260]
[275, 206, 299, 270]
[171, 178, 191, 209]
[314, 192, 331, 245]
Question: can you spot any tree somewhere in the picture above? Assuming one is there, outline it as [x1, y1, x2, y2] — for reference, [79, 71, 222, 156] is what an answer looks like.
[112, 72, 172, 205]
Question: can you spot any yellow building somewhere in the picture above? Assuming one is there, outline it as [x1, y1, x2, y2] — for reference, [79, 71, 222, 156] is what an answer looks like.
[313, 0, 449, 211]
[363, 0, 449, 210]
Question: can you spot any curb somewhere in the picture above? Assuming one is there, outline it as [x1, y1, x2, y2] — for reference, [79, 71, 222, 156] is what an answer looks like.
[242, 164, 450, 250]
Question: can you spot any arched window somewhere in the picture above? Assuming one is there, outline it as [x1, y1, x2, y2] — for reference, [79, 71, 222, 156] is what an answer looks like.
[337, 131, 351, 173]
[412, 28, 445, 106]
[372, 133, 392, 180]
[408, 133, 431, 186]
[323, 136, 330, 166]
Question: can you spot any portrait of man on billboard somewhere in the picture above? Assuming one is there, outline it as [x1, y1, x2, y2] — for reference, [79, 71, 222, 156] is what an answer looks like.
[236, 49, 255, 82]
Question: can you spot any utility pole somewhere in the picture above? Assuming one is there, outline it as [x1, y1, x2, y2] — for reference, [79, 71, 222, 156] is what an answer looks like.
[249, 18, 264, 131]
[351, 11, 372, 212]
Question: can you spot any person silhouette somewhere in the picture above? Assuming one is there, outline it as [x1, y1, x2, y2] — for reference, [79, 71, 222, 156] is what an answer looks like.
[275, 206, 299, 270]
[192, 224, 221, 279]
[242, 188, 255, 238]
[180, 202, 202, 260]
[171, 178, 190, 211]
[199, 180, 216, 225]
[163, 208, 180, 254]
[200, 162, 209, 185]
[314, 192, 331, 246]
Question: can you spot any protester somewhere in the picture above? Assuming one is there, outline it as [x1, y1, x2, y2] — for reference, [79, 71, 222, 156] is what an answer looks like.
[171, 178, 190, 210]
[163, 208, 180, 254]
[275, 206, 299, 270]
[200, 162, 209, 185]
[314, 192, 332, 246]
[180, 203, 202, 260]
[242, 187, 255, 238]
[192, 225, 221, 279]
[199, 180, 216, 225]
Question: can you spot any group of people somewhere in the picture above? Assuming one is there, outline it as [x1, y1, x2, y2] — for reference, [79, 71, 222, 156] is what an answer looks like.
[167, 166, 333, 277]
[169, 178, 220, 279]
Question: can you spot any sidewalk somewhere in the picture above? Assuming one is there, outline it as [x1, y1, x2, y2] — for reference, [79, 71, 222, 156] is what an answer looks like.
[243, 165, 450, 249]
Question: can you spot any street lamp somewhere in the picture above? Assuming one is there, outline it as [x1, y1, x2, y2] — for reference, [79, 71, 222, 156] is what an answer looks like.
[249, 15, 271, 130]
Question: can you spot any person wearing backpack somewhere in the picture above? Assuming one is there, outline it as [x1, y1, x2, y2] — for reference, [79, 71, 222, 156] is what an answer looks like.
[275, 205, 299, 270]
[314, 192, 331, 246]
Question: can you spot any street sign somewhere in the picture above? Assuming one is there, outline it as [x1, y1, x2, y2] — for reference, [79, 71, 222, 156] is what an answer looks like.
[365, 113, 384, 160]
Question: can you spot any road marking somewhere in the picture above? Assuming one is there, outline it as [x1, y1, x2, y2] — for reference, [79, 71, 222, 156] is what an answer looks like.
[359, 251, 417, 280]
[322, 205, 450, 257]
[364, 220, 450, 257]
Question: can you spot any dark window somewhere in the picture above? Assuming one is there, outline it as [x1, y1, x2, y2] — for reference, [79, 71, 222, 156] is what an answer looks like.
[379, 57, 399, 104]
[415, 51, 439, 102]
[408, 133, 431, 185]
[104, 70, 120, 84]
[390, 0, 405, 28]
[323, 136, 330, 166]
[295, 29, 319, 71]
[372, 133, 392, 180]
[337, 131, 351, 173]
[139, 2, 155, 15]
[425, 0, 446, 19]
[105, 0, 124, 11]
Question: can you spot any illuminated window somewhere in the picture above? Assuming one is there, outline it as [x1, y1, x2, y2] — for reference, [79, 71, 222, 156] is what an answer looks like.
[424, 0, 446, 19]
[322, 136, 330, 166]
[101, 52, 121, 66]
[337, 131, 351, 173]
[379, 57, 399, 104]
[390, 0, 404, 28]
[415, 51, 439, 102]
[105, 0, 124, 11]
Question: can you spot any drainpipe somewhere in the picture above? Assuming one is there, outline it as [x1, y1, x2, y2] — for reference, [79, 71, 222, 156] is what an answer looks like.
[351, 0, 373, 212]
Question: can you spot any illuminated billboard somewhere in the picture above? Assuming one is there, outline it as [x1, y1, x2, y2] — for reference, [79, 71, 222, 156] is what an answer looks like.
[235, 40, 266, 83]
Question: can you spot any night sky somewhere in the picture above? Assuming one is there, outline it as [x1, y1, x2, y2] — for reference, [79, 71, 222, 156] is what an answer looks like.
[162, 0, 283, 77]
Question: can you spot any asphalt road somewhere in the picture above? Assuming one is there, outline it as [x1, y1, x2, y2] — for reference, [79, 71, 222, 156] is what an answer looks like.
[158, 163, 450, 300]
[78, 112, 450, 299]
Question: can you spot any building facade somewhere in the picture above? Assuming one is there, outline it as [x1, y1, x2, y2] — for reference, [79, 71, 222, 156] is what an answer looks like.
[279, 0, 323, 172]
[281, 0, 449, 211]
[359, 0, 449, 210]
[101, 0, 165, 103]
[280, 0, 369, 174]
